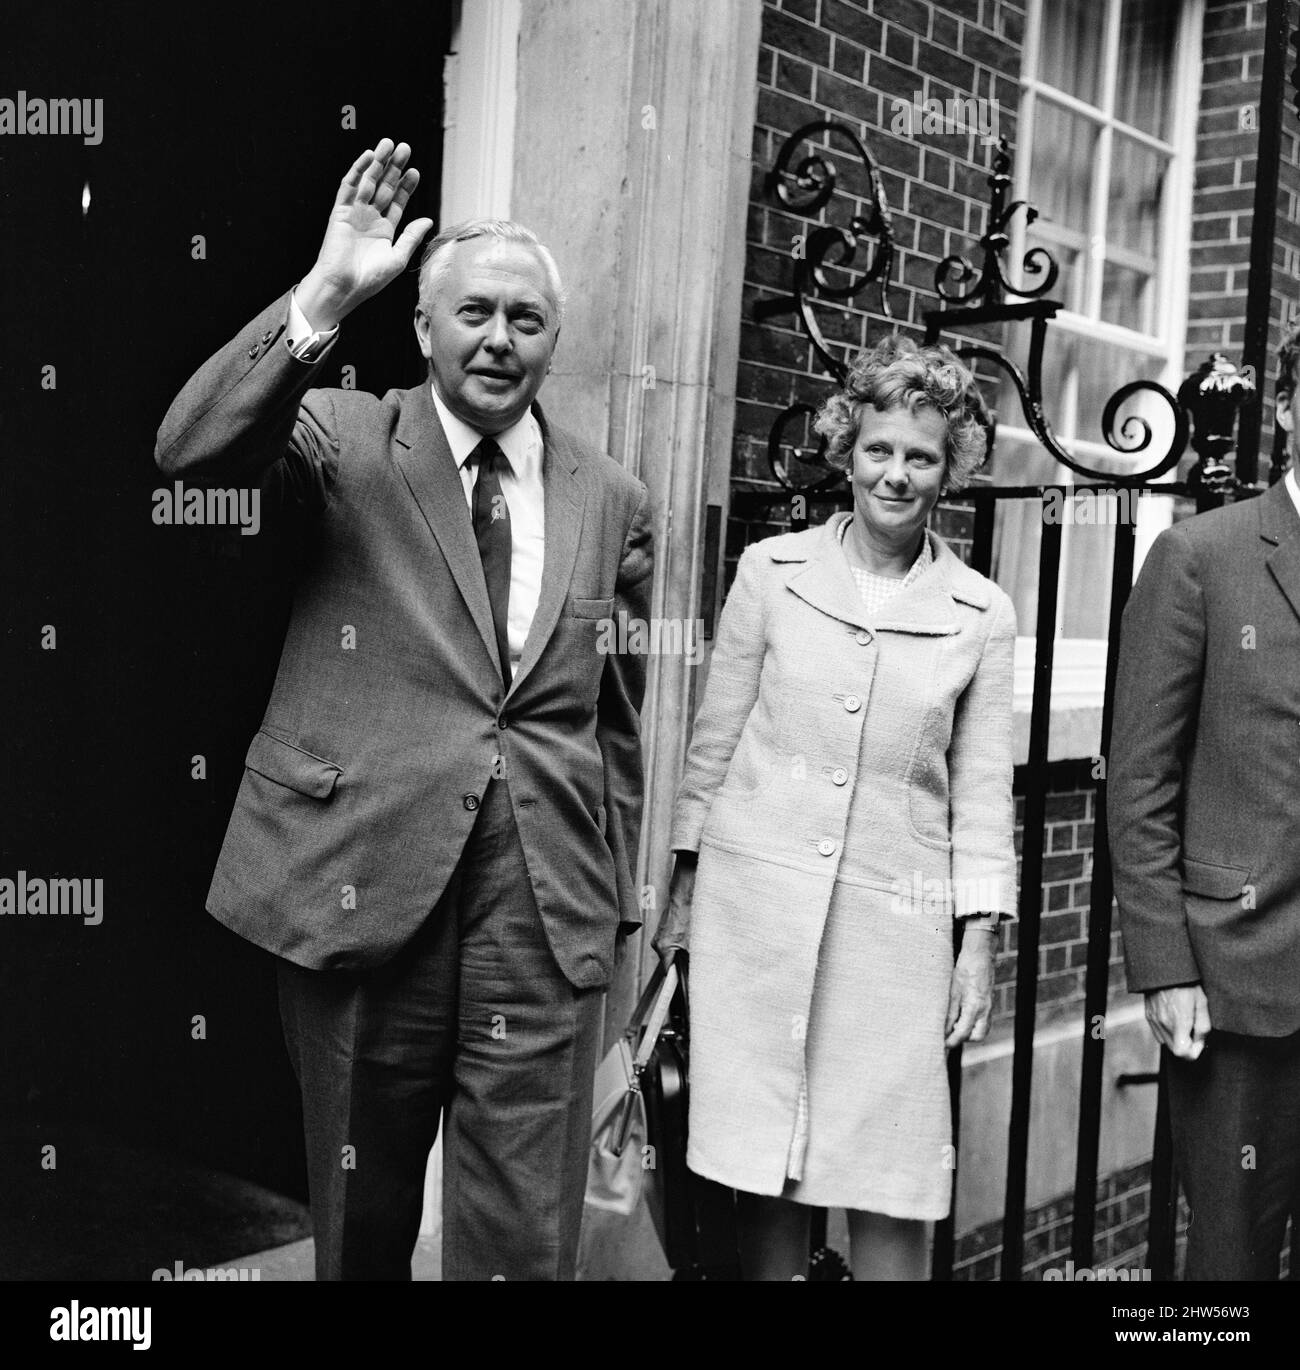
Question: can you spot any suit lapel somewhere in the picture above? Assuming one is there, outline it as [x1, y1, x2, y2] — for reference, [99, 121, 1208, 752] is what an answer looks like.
[507, 404, 586, 699]
[391, 385, 500, 673]
[1261, 478, 1300, 626]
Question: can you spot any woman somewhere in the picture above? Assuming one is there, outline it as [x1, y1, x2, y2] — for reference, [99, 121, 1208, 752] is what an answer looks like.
[655, 336, 1017, 1280]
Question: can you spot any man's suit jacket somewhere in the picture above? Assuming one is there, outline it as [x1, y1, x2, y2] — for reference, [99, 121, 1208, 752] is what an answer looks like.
[1110, 479, 1300, 1036]
[156, 291, 653, 990]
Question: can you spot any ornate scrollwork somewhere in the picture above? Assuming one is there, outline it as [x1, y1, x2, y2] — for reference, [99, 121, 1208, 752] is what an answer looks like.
[755, 119, 896, 376]
[754, 124, 1190, 505]
[764, 402, 844, 495]
[934, 137, 1059, 306]
[951, 340, 1188, 482]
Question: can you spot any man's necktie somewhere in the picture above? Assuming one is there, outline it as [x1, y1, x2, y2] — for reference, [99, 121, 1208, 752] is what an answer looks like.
[471, 437, 513, 684]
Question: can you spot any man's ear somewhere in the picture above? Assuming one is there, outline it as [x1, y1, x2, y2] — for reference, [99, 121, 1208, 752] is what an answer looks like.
[413, 306, 432, 362]
[1277, 388, 1294, 436]
[546, 322, 561, 375]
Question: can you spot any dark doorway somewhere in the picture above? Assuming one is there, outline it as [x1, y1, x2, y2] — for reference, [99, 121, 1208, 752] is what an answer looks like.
[0, 1, 452, 1275]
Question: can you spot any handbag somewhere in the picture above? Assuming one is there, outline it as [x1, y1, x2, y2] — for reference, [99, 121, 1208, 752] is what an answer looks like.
[586, 958, 741, 1277]
[585, 962, 680, 1217]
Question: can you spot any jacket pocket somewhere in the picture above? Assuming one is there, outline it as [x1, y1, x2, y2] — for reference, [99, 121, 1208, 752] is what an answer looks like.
[569, 595, 615, 619]
[1182, 857, 1249, 900]
[245, 730, 342, 799]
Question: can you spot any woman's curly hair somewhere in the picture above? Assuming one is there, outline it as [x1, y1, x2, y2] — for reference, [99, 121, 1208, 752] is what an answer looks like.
[812, 335, 993, 492]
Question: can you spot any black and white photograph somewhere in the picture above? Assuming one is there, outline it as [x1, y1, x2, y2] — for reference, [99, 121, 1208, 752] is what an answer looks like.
[1, 0, 1297, 1348]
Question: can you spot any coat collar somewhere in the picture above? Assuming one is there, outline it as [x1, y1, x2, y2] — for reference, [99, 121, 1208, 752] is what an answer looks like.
[392, 388, 585, 698]
[1258, 476, 1300, 627]
[767, 510, 991, 635]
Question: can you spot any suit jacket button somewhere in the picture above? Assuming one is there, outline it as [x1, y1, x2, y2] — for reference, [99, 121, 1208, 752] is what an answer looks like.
[248, 345, 259, 358]
[817, 838, 837, 857]
[856, 630, 871, 645]
[832, 767, 849, 785]
[261, 330, 274, 344]
[843, 694, 862, 712]
[463, 794, 479, 811]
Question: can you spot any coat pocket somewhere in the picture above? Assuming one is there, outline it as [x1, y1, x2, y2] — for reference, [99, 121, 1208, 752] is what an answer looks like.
[245, 730, 342, 799]
[569, 595, 615, 619]
[1181, 857, 1249, 901]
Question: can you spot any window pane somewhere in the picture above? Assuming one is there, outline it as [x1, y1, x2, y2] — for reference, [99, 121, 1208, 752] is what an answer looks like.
[1101, 261, 1154, 333]
[1108, 136, 1166, 258]
[1036, 0, 1104, 107]
[1116, 0, 1180, 139]
[1031, 101, 1098, 231]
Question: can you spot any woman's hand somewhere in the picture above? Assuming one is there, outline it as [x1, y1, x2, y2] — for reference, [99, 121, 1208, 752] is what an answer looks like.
[944, 927, 996, 1048]
[653, 851, 697, 970]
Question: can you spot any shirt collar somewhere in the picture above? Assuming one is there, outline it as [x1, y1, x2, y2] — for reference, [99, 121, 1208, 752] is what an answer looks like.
[1287, 465, 1300, 520]
[429, 383, 538, 473]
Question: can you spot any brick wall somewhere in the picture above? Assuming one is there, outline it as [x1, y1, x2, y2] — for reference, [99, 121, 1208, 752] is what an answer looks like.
[1188, 0, 1300, 460]
[733, 0, 1024, 562]
[995, 783, 1126, 1028]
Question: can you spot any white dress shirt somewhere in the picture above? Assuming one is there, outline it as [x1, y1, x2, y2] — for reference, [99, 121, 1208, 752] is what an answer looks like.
[1287, 465, 1300, 519]
[428, 388, 545, 680]
[284, 289, 546, 679]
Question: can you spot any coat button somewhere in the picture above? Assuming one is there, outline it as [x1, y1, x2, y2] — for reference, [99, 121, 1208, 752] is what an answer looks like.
[497, 716, 508, 729]
[856, 630, 871, 645]
[817, 838, 837, 856]
[261, 330, 274, 344]
[247, 345, 259, 358]
[832, 767, 848, 785]
[462, 794, 479, 811]
[843, 694, 862, 712]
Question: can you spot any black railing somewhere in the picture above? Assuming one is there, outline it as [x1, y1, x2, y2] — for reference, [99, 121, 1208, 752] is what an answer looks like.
[738, 120, 1273, 1281]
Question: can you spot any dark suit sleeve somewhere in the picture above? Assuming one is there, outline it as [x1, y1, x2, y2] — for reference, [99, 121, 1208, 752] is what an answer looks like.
[1109, 525, 1206, 992]
[154, 290, 339, 514]
[597, 483, 654, 933]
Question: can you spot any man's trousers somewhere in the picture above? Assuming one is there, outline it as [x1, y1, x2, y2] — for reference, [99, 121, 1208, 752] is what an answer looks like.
[1166, 1029, 1300, 1280]
[276, 776, 605, 1280]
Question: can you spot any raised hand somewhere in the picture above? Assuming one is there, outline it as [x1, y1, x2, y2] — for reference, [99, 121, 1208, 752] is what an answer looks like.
[297, 139, 435, 329]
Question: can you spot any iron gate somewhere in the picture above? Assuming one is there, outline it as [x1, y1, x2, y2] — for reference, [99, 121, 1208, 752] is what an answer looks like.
[733, 118, 1285, 1280]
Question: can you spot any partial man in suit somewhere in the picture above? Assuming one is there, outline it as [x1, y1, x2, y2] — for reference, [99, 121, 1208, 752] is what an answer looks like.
[1110, 328, 1300, 1280]
[156, 139, 654, 1280]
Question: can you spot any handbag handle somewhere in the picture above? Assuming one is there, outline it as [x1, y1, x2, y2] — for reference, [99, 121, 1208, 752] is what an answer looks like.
[631, 963, 678, 1074]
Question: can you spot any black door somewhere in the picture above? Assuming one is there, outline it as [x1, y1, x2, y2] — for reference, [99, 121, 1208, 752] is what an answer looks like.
[0, 0, 453, 1271]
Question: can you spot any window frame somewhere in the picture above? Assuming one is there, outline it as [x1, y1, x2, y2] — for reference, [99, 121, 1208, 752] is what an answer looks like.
[995, 0, 1205, 759]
